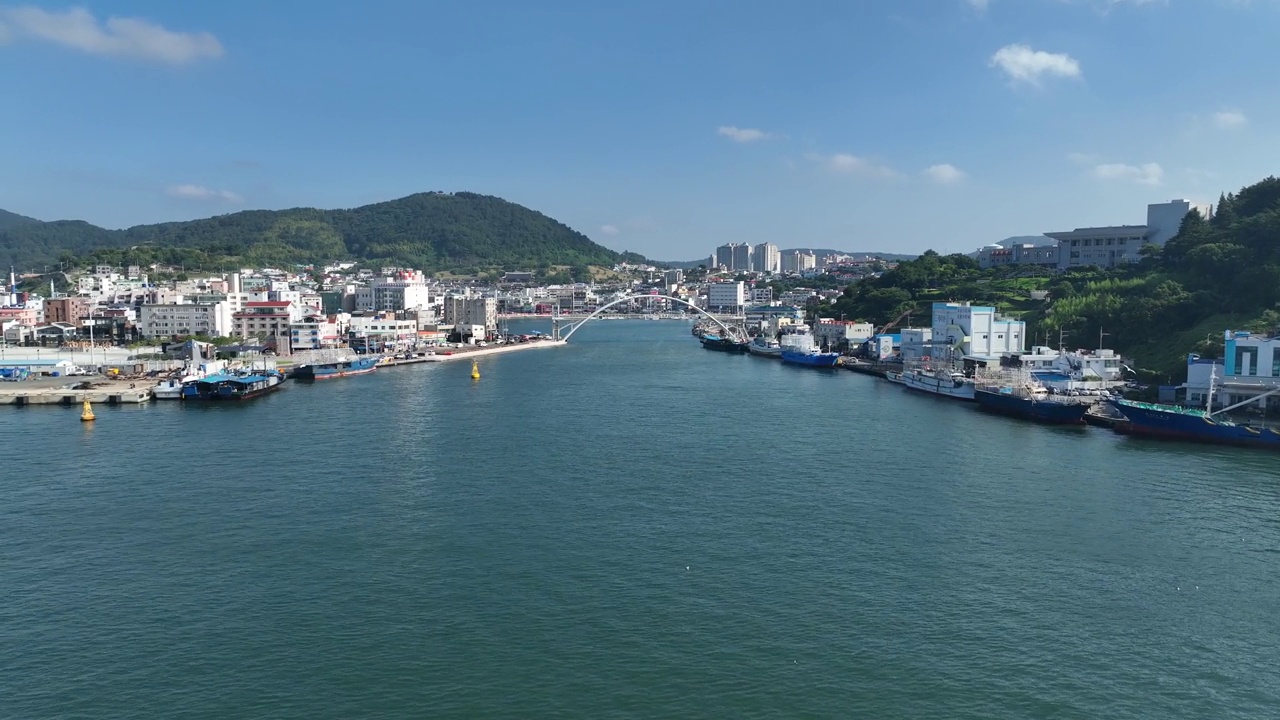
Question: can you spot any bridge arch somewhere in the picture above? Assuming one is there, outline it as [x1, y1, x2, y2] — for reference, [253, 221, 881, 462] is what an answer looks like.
[559, 294, 738, 341]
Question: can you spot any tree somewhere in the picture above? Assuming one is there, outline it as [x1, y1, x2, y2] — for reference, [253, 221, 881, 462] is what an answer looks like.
[1050, 280, 1075, 300]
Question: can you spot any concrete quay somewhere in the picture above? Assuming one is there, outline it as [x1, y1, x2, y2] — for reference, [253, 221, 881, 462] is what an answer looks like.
[0, 378, 152, 406]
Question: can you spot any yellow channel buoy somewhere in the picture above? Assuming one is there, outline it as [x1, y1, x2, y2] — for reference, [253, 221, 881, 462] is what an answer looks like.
[471, 360, 481, 380]
[80, 398, 96, 422]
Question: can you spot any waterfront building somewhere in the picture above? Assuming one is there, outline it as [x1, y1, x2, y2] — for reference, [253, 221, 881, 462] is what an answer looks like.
[289, 314, 343, 350]
[998, 345, 1126, 392]
[931, 302, 1025, 362]
[348, 314, 418, 351]
[899, 328, 933, 362]
[813, 319, 875, 351]
[233, 301, 295, 353]
[1181, 330, 1280, 412]
[0, 305, 40, 328]
[139, 301, 233, 338]
[750, 287, 773, 305]
[443, 294, 498, 339]
[1047, 199, 1213, 270]
[706, 281, 746, 313]
[752, 243, 781, 274]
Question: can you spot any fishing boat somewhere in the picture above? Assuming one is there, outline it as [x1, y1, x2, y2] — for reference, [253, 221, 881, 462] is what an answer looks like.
[153, 360, 228, 400]
[290, 355, 379, 381]
[746, 335, 782, 358]
[974, 374, 1090, 424]
[899, 364, 976, 401]
[699, 333, 748, 353]
[182, 369, 286, 402]
[1109, 367, 1280, 449]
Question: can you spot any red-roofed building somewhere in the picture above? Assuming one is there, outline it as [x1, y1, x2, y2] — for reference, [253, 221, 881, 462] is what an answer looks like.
[233, 301, 299, 353]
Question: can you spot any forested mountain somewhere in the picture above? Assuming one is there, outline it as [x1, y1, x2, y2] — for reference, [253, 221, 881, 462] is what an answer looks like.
[814, 175, 1280, 379]
[0, 192, 627, 272]
[0, 208, 41, 231]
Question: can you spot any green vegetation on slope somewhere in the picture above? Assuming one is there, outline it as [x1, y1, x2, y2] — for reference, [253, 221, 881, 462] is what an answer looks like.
[814, 175, 1280, 380]
[0, 192, 629, 273]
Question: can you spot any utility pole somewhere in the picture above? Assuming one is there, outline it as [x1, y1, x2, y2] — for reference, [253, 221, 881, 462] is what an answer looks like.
[1098, 326, 1110, 351]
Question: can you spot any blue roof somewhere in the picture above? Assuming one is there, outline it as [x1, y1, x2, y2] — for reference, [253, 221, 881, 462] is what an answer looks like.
[196, 373, 270, 384]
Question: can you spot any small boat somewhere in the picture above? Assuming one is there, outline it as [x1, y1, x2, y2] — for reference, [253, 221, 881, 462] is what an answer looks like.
[153, 378, 186, 400]
[290, 355, 379, 381]
[974, 376, 1090, 424]
[746, 336, 782, 358]
[699, 334, 748, 353]
[182, 370, 286, 402]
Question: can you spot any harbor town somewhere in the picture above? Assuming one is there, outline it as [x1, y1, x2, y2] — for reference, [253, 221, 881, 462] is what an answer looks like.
[4, 219, 1280, 449]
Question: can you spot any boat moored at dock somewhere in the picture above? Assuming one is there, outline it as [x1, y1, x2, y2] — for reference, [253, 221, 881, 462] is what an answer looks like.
[975, 376, 1090, 424]
[747, 336, 782, 358]
[182, 370, 287, 401]
[290, 355, 379, 381]
[899, 365, 976, 401]
[1110, 398, 1280, 449]
[699, 334, 748, 353]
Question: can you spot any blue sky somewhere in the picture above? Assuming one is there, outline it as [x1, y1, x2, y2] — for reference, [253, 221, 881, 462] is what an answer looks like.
[0, 0, 1277, 260]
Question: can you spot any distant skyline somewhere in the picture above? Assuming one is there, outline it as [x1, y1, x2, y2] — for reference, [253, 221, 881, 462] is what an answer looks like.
[1, 1, 1277, 260]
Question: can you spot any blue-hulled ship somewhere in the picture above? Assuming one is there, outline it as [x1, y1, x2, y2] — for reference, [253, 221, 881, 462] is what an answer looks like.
[779, 331, 840, 368]
[290, 355, 379, 381]
[1110, 399, 1280, 449]
[182, 370, 286, 401]
[975, 377, 1090, 425]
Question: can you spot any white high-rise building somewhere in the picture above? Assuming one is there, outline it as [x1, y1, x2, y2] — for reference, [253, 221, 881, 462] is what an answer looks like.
[706, 281, 747, 312]
[753, 243, 781, 274]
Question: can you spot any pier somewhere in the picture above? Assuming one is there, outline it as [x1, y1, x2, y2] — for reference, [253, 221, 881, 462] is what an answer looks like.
[0, 378, 152, 406]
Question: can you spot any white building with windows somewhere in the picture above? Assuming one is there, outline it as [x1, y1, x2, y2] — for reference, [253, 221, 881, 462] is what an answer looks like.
[706, 281, 746, 312]
[931, 302, 1025, 361]
[138, 301, 232, 338]
[1048, 199, 1213, 270]
[289, 314, 342, 350]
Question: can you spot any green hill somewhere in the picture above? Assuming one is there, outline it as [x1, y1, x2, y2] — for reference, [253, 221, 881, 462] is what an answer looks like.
[0, 192, 626, 273]
[0, 208, 42, 232]
[814, 174, 1280, 381]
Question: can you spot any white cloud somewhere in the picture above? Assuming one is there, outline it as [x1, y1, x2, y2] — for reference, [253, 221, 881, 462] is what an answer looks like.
[1092, 162, 1163, 186]
[0, 6, 223, 64]
[924, 163, 966, 184]
[989, 44, 1081, 85]
[966, 0, 991, 13]
[806, 152, 899, 178]
[716, 126, 770, 143]
[1211, 109, 1248, 129]
[166, 184, 243, 203]
[599, 224, 620, 236]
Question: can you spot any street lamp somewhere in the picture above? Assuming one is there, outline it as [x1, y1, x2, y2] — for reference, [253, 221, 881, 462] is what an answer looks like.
[1099, 327, 1110, 351]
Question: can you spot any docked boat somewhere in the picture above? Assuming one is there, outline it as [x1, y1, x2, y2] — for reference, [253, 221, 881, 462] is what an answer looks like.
[182, 370, 286, 401]
[779, 332, 840, 368]
[699, 333, 748, 353]
[899, 365, 976, 401]
[781, 348, 841, 367]
[1110, 399, 1280, 449]
[974, 376, 1090, 424]
[290, 355, 379, 381]
[152, 360, 228, 400]
[746, 336, 782, 358]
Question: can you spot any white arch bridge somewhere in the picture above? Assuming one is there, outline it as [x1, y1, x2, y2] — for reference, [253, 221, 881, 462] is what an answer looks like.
[556, 294, 744, 342]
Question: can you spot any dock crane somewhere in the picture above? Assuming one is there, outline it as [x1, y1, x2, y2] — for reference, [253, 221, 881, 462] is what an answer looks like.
[876, 306, 917, 335]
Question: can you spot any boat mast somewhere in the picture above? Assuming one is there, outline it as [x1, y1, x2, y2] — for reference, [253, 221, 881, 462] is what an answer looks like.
[1206, 364, 1216, 413]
